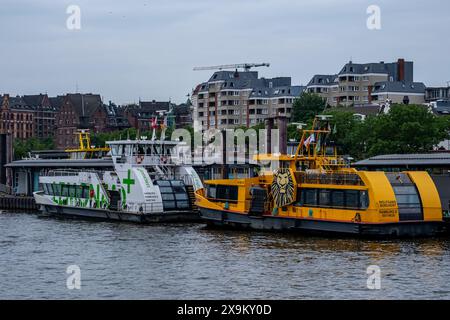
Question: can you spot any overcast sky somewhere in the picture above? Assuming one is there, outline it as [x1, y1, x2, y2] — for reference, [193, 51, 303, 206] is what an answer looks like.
[1, 0, 449, 104]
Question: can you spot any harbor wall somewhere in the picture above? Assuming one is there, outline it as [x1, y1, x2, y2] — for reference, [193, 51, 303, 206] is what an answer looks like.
[0, 196, 38, 211]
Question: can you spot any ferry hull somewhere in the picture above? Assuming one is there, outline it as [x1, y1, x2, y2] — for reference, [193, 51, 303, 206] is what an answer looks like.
[199, 208, 448, 238]
[39, 204, 200, 224]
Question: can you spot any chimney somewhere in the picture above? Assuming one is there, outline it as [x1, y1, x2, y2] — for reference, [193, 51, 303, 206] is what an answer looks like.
[397, 58, 405, 81]
[266, 118, 274, 154]
[277, 116, 287, 155]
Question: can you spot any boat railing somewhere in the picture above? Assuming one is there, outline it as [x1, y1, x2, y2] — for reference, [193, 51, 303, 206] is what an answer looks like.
[114, 154, 181, 166]
[45, 170, 81, 177]
[152, 174, 195, 186]
[297, 172, 364, 186]
[117, 201, 164, 214]
[45, 169, 105, 177]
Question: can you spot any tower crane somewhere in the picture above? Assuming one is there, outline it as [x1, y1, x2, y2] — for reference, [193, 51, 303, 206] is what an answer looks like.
[193, 63, 270, 72]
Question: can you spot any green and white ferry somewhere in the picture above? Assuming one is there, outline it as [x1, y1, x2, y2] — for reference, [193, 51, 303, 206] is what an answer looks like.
[33, 137, 203, 223]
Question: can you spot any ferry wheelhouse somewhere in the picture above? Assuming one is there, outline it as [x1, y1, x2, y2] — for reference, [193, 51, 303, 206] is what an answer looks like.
[33, 136, 203, 223]
[195, 116, 445, 237]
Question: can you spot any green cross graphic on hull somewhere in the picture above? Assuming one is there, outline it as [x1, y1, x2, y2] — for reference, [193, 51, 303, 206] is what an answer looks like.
[123, 169, 135, 194]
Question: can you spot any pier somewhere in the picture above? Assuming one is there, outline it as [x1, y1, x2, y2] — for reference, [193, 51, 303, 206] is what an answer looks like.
[0, 195, 39, 211]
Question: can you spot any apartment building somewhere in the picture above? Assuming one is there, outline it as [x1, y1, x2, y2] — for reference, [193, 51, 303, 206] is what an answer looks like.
[192, 71, 304, 131]
[371, 81, 426, 105]
[307, 58, 417, 107]
[426, 86, 450, 102]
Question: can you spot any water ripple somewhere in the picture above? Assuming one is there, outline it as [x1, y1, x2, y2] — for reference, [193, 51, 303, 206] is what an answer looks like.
[0, 212, 449, 299]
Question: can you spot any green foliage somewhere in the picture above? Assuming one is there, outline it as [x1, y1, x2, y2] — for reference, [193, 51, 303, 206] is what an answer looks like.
[13, 137, 55, 160]
[361, 104, 450, 157]
[322, 110, 364, 158]
[292, 92, 327, 123]
[321, 104, 450, 159]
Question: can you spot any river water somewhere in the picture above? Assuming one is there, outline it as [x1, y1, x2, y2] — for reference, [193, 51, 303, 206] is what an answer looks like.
[1, 211, 450, 299]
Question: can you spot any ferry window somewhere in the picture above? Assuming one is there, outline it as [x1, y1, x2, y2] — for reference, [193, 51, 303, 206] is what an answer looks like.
[217, 185, 238, 202]
[305, 189, 318, 206]
[345, 190, 359, 209]
[360, 190, 369, 209]
[331, 190, 345, 207]
[52, 184, 62, 196]
[176, 201, 190, 209]
[82, 186, 90, 199]
[159, 187, 173, 193]
[157, 181, 171, 187]
[111, 145, 118, 156]
[164, 201, 176, 209]
[395, 193, 420, 206]
[62, 185, 69, 197]
[172, 185, 186, 194]
[161, 193, 174, 201]
[319, 190, 331, 206]
[207, 185, 217, 198]
[125, 145, 132, 156]
[47, 184, 54, 195]
[175, 193, 188, 200]
[118, 145, 124, 156]
[69, 185, 76, 197]
[296, 190, 304, 206]
[75, 185, 83, 198]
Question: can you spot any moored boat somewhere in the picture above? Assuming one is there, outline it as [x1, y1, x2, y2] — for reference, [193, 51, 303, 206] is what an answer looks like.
[195, 116, 446, 237]
[34, 133, 203, 223]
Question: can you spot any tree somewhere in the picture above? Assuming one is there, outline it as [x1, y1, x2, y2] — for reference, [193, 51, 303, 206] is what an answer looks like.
[361, 104, 450, 157]
[13, 137, 55, 160]
[322, 110, 365, 158]
[320, 105, 450, 160]
[292, 92, 327, 123]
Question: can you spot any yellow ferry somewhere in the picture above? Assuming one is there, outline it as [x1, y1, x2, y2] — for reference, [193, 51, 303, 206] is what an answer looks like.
[195, 116, 445, 237]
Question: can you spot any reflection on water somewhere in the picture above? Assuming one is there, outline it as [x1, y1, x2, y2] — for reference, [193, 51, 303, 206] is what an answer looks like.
[0, 212, 449, 299]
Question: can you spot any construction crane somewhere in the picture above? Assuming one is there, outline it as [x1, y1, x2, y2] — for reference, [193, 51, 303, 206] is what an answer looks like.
[193, 63, 270, 72]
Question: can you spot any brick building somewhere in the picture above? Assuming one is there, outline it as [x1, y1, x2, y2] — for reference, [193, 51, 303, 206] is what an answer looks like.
[22, 94, 59, 139]
[55, 93, 106, 149]
[124, 100, 171, 131]
[0, 94, 34, 139]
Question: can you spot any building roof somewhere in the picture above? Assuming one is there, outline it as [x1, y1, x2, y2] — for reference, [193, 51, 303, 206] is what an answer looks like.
[354, 153, 450, 167]
[5, 159, 114, 168]
[199, 71, 295, 94]
[338, 61, 399, 75]
[249, 85, 305, 98]
[2, 95, 33, 111]
[125, 101, 171, 119]
[372, 81, 426, 94]
[335, 105, 381, 116]
[49, 96, 64, 109]
[65, 93, 103, 117]
[307, 74, 338, 86]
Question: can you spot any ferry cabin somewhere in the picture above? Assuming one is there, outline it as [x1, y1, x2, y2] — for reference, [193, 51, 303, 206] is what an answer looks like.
[197, 168, 443, 236]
